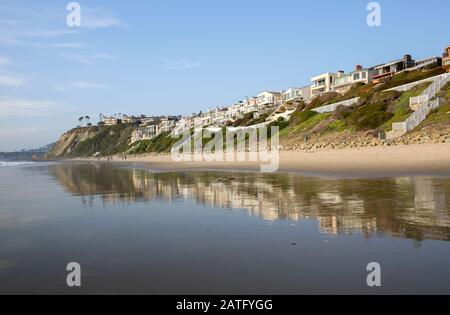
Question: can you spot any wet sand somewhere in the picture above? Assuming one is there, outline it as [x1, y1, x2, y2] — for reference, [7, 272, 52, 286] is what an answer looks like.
[73, 143, 450, 178]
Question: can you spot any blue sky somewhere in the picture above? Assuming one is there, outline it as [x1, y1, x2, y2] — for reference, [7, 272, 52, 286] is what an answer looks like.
[0, 0, 448, 151]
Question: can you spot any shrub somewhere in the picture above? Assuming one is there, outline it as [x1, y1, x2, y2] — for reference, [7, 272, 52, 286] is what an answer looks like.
[332, 105, 353, 120]
[306, 92, 340, 109]
[345, 103, 393, 131]
[289, 110, 318, 125]
[369, 90, 401, 106]
[377, 67, 446, 90]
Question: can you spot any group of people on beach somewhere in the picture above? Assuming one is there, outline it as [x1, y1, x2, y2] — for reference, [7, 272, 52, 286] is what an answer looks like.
[96, 154, 128, 162]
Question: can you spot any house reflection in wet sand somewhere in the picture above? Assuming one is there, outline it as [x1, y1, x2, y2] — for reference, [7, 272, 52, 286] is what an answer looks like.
[48, 163, 450, 242]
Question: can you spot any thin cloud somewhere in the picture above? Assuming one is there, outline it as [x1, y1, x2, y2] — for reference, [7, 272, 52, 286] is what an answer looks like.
[54, 86, 67, 92]
[0, 74, 23, 87]
[165, 59, 201, 71]
[0, 19, 19, 26]
[81, 7, 126, 29]
[60, 53, 117, 65]
[0, 97, 67, 117]
[0, 57, 11, 66]
[17, 29, 79, 38]
[33, 42, 88, 49]
[74, 81, 109, 89]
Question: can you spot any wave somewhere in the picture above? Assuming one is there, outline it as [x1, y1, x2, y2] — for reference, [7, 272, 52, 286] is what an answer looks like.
[0, 161, 36, 168]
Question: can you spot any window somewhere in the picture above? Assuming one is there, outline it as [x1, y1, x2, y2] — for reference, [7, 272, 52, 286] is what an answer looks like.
[362, 72, 367, 79]
[353, 73, 360, 80]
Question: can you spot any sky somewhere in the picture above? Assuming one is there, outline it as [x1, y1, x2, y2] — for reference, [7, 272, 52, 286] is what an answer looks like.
[0, 0, 448, 151]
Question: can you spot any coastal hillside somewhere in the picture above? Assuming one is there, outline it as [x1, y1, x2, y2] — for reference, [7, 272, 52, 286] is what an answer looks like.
[47, 66, 450, 159]
[47, 124, 135, 158]
[281, 74, 450, 150]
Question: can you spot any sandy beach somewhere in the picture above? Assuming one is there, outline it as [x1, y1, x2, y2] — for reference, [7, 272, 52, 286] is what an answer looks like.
[74, 143, 450, 178]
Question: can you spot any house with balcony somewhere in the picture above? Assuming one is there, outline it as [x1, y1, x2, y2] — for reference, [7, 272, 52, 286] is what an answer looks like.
[310, 72, 338, 97]
[139, 116, 156, 126]
[257, 92, 281, 110]
[158, 116, 178, 133]
[442, 46, 450, 71]
[102, 116, 120, 126]
[371, 55, 415, 84]
[227, 102, 242, 119]
[208, 108, 227, 126]
[281, 86, 312, 103]
[173, 117, 194, 134]
[413, 56, 442, 70]
[332, 65, 374, 94]
[131, 124, 160, 144]
[242, 97, 258, 113]
[199, 111, 214, 127]
[147, 124, 160, 137]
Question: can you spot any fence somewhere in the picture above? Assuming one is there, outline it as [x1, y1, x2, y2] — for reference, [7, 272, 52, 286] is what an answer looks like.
[386, 73, 449, 139]
[314, 97, 360, 114]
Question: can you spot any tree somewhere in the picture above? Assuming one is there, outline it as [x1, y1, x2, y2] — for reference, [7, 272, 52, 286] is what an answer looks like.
[85, 116, 90, 126]
[78, 116, 84, 127]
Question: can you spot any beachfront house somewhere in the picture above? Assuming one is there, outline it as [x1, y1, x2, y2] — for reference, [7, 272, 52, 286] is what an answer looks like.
[442, 46, 450, 71]
[139, 116, 156, 126]
[227, 102, 242, 119]
[211, 108, 229, 126]
[371, 55, 415, 84]
[332, 65, 374, 94]
[257, 92, 281, 110]
[281, 86, 312, 103]
[310, 72, 338, 97]
[122, 115, 140, 124]
[102, 116, 120, 126]
[131, 124, 160, 143]
[411, 56, 442, 70]
[159, 116, 178, 133]
[242, 97, 258, 114]
[200, 111, 214, 127]
[173, 117, 194, 134]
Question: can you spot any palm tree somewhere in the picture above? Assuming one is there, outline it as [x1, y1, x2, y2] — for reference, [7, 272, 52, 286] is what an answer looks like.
[78, 116, 84, 127]
[85, 116, 90, 126]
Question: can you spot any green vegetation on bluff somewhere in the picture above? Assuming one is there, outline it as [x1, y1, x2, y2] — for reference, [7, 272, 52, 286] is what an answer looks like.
[48, 66, 449, 158]
[68, 124, 134, 157]
[282, 71, 439, 143]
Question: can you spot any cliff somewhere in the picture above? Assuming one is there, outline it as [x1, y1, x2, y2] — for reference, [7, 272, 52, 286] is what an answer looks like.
[47, 124, 135, 158]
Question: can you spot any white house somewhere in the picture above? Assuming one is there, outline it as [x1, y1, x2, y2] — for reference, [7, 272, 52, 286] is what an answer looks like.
[102, 116, 120, 126]
[159, 117, 178, 133]
[282, 86, 311, 103]
[332, 65, 374, 94]
[200, 111, 214, 127]
[310, 72, 338, 97]
[228, 102, 244, 118]
[211, 109, 229, 126]
[173, 117, 194, 134]
[131, 124, 160, 143]
[257, 92, 281, 109]
[242, 97, 258, 113]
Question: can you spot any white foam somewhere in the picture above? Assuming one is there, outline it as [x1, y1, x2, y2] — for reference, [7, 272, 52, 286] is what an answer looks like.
[0, 161, 36, 168]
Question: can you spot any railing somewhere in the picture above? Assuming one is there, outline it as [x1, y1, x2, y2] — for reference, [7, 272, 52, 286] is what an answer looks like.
[421, 73, 449, 100]
[314, 97, 360, 114]
[404, 98, 440, 132]
[385, 74, 444, 93]
[386, 73, 449, 139]
[410, 95, 429, 108]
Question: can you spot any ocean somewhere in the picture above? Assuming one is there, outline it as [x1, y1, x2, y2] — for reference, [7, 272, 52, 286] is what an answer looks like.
[0, 161, 36, 168]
